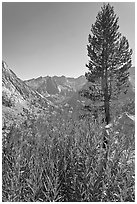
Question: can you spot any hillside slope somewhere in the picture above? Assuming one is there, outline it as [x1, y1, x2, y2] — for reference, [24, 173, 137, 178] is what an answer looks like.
[2, 61, 54, 130]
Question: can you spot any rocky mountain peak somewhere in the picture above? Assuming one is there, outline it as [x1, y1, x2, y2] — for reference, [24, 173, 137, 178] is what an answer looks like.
[2, 60, 8, 69]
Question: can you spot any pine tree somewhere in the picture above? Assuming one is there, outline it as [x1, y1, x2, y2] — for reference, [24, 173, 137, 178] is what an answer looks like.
[83, 3, 132, 125]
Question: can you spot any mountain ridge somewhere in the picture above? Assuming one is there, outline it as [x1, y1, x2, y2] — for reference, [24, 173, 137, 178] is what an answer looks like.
[2, 61, 135, 132]
[24, 74, 87, 103]
[2, 61, 135, 109]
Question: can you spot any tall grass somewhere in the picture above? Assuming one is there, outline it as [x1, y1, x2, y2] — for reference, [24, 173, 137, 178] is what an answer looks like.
[2, 111, 135, 202]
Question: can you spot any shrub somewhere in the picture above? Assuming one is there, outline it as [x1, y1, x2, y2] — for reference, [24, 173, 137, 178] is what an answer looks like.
[2, 111, 135, 202]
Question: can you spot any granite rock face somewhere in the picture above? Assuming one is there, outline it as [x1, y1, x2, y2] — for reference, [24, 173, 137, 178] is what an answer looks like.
[2, 61, 50, 108]
[2, 61, 51, 130]
[24, 74, 87, 103]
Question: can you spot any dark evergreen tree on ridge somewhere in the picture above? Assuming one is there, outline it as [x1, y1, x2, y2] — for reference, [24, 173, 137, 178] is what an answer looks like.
[81, 3, 132, 125]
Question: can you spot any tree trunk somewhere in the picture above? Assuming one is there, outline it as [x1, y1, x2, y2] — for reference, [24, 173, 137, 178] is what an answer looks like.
[104, 91, 111, 125]
[101, 77, 111, 124]
[104, 62, 111, 125]
[103, 89, 111, 150]
[102, 65, 111, 151]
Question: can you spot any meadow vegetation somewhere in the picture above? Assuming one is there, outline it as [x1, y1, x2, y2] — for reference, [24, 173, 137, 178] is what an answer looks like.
[2, 103, 135, 202]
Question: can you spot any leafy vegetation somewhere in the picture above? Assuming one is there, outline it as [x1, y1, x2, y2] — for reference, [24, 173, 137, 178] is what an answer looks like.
[2, 106, 135, 202]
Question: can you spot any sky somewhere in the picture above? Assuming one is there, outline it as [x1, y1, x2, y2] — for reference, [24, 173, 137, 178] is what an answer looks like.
[2, 2, 135, 80]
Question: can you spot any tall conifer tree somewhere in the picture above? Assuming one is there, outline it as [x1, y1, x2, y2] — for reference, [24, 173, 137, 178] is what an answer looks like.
[83, 3, 132, 125]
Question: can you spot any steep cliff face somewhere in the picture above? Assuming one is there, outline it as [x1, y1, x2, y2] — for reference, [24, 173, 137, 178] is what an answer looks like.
[2, 61, 28, 107]
[2, 61, 51, 130]
[2, 61, 52, 107]
[46, 76, 59, 95]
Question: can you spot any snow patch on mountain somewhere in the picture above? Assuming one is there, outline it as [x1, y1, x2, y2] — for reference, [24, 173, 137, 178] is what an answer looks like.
[58, 85, 62, 93]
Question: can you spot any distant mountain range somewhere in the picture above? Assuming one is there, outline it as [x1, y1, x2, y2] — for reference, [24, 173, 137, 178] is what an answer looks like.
[2, 61, 135, 126]
[24, 67, 135, 107]
[24, 75, 87, 104]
